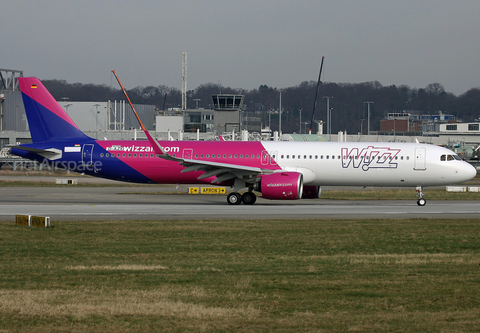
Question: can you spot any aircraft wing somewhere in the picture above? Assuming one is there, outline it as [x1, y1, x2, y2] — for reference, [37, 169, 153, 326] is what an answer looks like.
[163, 154, 273, 184]
[145, 129, 271, 184]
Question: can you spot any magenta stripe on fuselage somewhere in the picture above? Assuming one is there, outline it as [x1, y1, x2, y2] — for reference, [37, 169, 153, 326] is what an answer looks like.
[96, 140, 281, 184]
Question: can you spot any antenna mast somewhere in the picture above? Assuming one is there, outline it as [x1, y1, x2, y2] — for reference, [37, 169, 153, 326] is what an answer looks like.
[309, 56, 325, 134]
[182, 52, 187, 110]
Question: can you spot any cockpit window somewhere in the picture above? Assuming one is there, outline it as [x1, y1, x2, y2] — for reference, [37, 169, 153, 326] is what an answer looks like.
[441, 154, 461, 161]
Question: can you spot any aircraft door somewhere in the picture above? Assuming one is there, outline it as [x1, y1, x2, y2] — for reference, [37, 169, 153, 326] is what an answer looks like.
[414, 147, 426, 170]
[261, 150, 270, 165]
[82, 144, 94, 166]
[182, 149, 193, 160]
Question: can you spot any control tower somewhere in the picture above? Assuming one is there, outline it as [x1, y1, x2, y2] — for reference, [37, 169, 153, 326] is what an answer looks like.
[211, 94, 244, 134]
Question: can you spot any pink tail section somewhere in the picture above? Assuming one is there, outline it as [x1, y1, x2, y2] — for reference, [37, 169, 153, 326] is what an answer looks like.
[18, 77, 88, 142]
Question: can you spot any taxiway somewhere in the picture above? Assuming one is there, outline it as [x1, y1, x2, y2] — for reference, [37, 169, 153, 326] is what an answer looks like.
[0, 180, 478, 220]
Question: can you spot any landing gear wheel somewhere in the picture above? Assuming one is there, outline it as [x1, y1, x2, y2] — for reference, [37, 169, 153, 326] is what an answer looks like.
[242, 192, 257, 205]
[415, 186, 426, 206]
[417, 198, 426, 206]
[227, 192, 242, 205]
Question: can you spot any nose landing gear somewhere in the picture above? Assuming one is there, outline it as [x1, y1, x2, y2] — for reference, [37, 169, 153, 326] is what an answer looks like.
[416, 186, 426, 206]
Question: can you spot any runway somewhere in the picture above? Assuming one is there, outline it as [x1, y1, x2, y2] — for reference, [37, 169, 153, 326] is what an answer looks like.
[0, 182, 479, 220]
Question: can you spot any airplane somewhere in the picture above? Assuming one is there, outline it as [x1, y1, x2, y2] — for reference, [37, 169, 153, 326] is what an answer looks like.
[10, 77, 477, 206]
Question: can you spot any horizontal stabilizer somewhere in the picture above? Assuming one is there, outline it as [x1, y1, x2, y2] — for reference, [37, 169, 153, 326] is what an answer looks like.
[11, 146, 62, 160]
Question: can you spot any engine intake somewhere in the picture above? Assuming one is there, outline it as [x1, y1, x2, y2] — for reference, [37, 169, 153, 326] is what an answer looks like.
[256, 172, 303, 200]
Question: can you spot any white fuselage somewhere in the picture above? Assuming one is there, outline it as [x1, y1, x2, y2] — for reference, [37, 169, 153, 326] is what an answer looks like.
[262, 141, 476, 187]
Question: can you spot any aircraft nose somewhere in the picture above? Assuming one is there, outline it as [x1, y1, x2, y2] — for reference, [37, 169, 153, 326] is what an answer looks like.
[462, 162, 477, 182]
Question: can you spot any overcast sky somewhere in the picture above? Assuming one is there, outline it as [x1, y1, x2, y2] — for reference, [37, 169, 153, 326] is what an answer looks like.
[3, 0, 480, 95]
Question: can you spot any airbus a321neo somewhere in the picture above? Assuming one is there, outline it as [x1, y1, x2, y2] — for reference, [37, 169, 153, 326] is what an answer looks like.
[11, 77, 477, 206]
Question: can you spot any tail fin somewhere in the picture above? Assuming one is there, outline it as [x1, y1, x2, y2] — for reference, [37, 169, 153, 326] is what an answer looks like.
[18, 77, 89, 142]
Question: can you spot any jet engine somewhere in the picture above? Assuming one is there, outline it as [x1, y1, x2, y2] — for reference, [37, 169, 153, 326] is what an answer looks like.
[255, 172, 303, 200]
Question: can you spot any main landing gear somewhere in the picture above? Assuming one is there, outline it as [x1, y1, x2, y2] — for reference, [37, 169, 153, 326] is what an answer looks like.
[416, 186, 426, 206]
[227, 191, 257, 205]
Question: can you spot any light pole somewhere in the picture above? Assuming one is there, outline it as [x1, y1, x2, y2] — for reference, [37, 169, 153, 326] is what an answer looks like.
[360, 118, 364, 141]
[364, 101, 374, 136]
[303, 121, 309, 134]
[193, 98, 201, 109]
[64, 104, 72, 116]
[279, 90, 283, 135]
[93, 104, 100, 130]
[323, 96, 333, 138]
[0, 93, 4, 131]
[268, 108, 273, 130]
[393, 118, 396, 141]
[299, 108, 303, 134]
[329, 107, 333, 141]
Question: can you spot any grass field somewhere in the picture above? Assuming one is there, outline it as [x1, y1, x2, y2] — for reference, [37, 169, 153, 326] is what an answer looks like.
[1, 219, 480, 332]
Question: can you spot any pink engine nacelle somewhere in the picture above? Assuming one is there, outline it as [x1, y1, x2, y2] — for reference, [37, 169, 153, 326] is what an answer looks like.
[257, 172, 304, 200]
